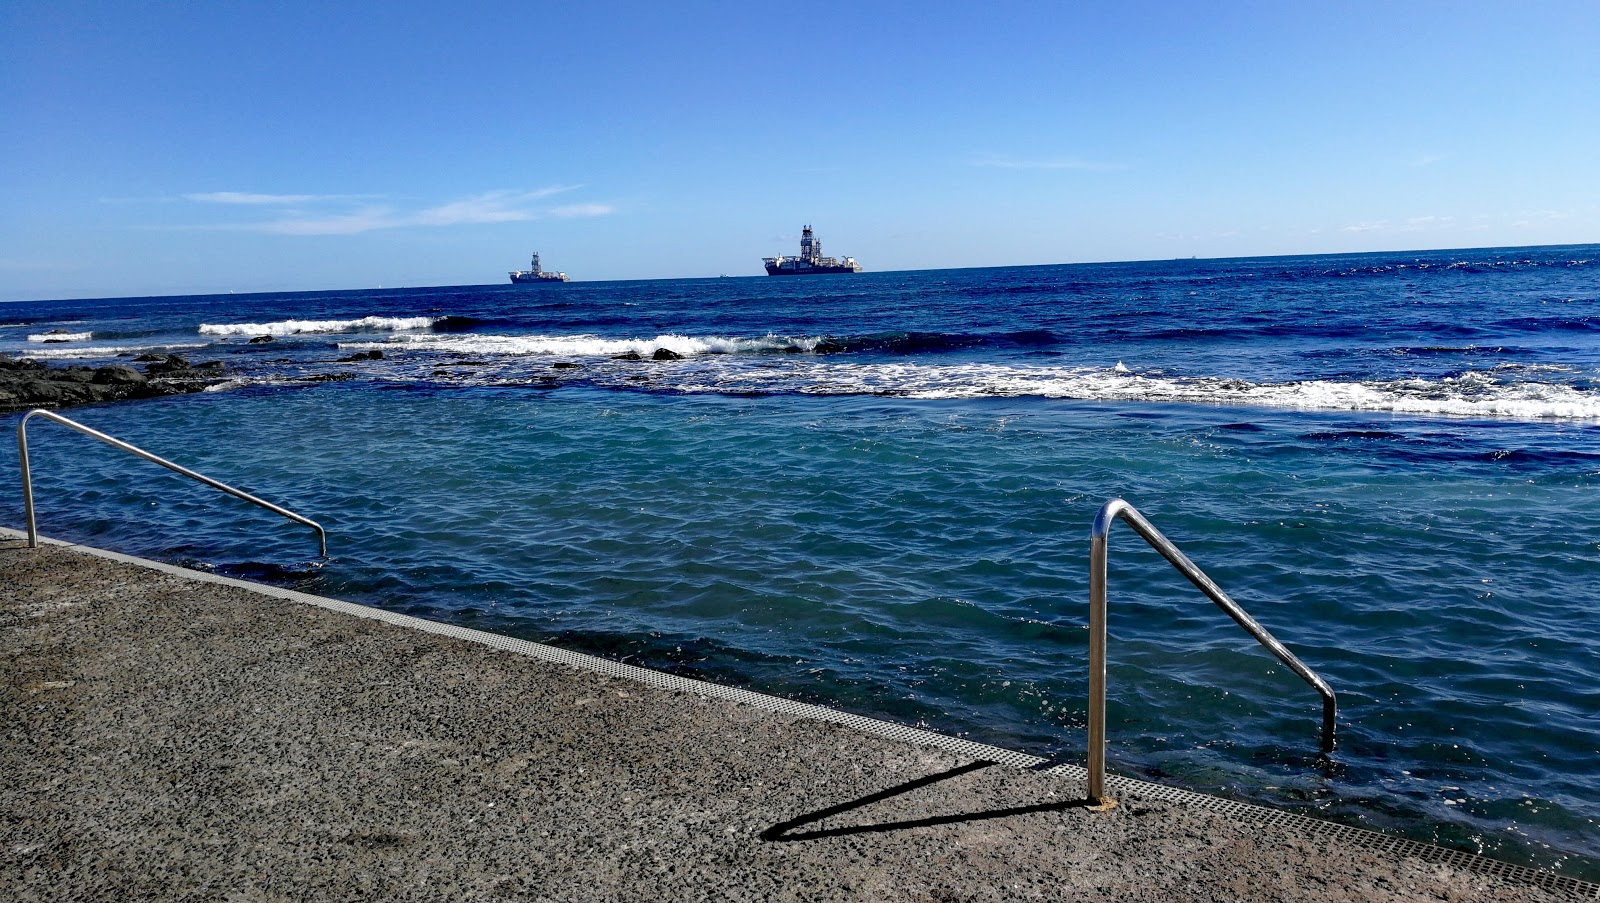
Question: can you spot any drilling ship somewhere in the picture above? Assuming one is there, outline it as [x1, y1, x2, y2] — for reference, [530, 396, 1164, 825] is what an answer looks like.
[509, 252, 569, 283]
[763, 226, 862, 275]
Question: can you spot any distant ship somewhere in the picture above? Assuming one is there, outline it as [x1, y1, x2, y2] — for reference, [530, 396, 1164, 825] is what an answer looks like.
[510, 252, 569, 283]
[763, 225, 862, 275]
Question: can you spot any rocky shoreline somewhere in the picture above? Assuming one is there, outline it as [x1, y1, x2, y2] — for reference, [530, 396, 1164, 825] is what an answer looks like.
[0, 353, 232, 414]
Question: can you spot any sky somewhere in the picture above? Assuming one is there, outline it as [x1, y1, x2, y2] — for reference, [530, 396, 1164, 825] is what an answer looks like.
[2, 0, 1597, 301]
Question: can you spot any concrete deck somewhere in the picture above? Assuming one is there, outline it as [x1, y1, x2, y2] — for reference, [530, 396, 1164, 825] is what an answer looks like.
[3, 534, 1592, 902]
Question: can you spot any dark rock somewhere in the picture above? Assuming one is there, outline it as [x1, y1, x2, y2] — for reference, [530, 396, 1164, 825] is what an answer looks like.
[18, 380, 65, 403]
[0, 356, 47, 373]
[366, 349, 384, 360]
[612, 351, 642, 362]
[132, 353, 165, 362]
[0, 356, 227, 413]
[196, 361, 225, 370]
[92, 366, 146, 385]
[651, 348, 683, 361]
[300, 372, 356, 383]
[552, 361, 581, 370]
[248, 335, 274, 344]
[143, 354, 191, 375]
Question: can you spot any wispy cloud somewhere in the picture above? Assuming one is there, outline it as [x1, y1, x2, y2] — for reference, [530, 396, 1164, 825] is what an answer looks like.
[1408, 153, 1447, 168]
[970, 154, 1128, 173]
[1343, 215, 1458, 234]
[176, 186, 613, 234]
[550, 203, 615, 218]
[185, 191, 344, 205]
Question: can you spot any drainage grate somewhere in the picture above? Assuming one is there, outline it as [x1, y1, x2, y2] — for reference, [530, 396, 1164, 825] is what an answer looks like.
[14, 529, 1596, 900]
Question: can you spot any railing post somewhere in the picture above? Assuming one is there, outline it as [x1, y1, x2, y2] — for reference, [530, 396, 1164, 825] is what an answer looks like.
[17, 412, 39, 548]
[1085, 498, 1336, 808]
[1086, 499, 1129, 806]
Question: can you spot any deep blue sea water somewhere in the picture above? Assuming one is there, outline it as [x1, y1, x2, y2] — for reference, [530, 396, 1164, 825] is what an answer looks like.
[3, 246, 1597, 879]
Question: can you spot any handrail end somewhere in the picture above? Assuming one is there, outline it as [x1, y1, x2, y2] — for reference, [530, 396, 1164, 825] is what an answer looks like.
[1091, 497, 1131, 539]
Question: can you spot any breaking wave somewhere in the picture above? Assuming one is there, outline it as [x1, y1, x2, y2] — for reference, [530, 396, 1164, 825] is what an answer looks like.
[663, 362, 1600, 420]
[339, 332, 824, 357]
[199, 315, 441, 336]
[19, 343, 208, 359]
[313, 328, 1600, 420]
[27, 331, 92, 342]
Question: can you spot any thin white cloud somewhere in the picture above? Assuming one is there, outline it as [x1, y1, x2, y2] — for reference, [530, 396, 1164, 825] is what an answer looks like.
[185, 191, 340, 205]
[412, 189, 576, 226]
[177, 186, 610, 234]
[550, 203, 615, 218]
[257, 206, 405, 236]
[1409, 153, 1447, 167]
[970, 154, 1128, 173]
[1343, 215, 1457, 234]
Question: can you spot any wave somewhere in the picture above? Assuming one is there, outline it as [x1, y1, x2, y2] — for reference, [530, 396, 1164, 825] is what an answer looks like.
[314, 327, 1600, 420]
[1320, 255, 1596, 279]
[199, 315, 441, 336]
[335, 328, 1077, 359]
[27, 331, 92, 342]
[815, 330, 1063, 354]
[18, 343, 208, 359]
[657, 362, 1600, 421]
[338, 332, 824, 357]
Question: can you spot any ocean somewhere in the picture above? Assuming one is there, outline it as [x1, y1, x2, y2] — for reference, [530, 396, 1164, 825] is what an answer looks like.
[2, 245, 1597, 879]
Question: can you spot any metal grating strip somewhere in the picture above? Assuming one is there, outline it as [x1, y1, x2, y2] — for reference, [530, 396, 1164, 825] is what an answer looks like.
[7, 527, 1596, 899]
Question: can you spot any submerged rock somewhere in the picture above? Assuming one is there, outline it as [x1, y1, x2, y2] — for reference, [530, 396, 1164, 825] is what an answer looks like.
[651, 348, 683, 361]
[612, 350, 643, 362]
[248, 335, 274, 344]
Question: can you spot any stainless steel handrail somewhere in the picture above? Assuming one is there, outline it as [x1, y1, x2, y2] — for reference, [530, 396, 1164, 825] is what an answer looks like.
[16, 409, 326, 557]
[1087, 498, 1335, 806]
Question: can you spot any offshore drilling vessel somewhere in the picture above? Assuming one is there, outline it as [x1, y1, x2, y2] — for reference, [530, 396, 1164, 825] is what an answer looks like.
[763, 226, 862, 275]
[509, 251, 569, 283]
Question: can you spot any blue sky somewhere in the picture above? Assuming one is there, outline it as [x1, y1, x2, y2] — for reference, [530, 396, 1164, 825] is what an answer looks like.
[3, 1, 1597, 300]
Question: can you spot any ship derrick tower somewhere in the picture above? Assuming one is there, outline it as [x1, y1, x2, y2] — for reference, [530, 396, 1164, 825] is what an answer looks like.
[799, 225, 821, 264]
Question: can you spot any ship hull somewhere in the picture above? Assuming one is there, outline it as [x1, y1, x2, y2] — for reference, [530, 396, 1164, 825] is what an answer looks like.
[763, 263, 861, 276]
[510, 273, 569, 283]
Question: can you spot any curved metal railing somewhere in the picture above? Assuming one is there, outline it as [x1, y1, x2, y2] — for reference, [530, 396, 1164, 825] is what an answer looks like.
[1087, 498, 1335, 806]
[15, 409, 326, 557]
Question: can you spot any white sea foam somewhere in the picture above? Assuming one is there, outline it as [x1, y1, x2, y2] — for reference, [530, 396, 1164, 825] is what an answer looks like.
[18, 343, 208, 359]
[27, 331, 92, 342]
[200, 315, 439, 336]
[669, 361, 1600, 421]
[338, 332, 819, 357]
